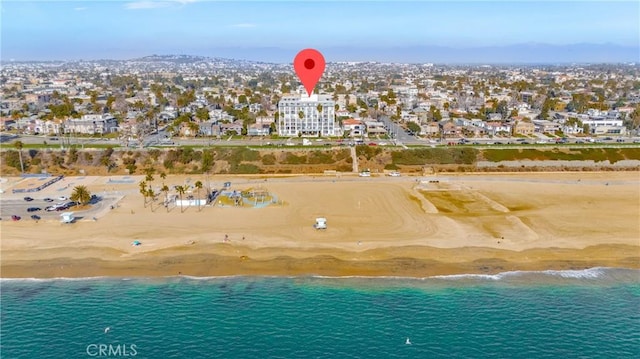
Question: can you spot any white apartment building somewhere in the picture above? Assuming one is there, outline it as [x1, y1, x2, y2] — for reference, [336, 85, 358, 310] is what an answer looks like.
[277, 95, 336, 137]
[64, 114, 118, 135]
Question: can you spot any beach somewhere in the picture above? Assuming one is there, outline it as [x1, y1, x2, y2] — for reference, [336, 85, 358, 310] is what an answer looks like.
[1, 172, 639, 278]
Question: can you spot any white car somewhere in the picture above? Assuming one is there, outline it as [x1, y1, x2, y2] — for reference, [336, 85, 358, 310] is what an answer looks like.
[359, 171, 371, 177]
[388, 171, 401, 177]
[58, 196, 68, 201]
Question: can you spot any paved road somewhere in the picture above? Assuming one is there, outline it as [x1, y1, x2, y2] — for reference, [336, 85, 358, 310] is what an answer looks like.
[6, 132, 640, 148]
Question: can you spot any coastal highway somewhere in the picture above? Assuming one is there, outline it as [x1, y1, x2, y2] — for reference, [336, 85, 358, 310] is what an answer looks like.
[6, 133, 640, 149]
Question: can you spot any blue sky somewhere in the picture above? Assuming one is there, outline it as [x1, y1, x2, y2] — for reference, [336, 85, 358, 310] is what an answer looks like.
[1, 0, 638, 61]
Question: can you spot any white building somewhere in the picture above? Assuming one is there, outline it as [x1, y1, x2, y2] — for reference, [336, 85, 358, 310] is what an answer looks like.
[582, 118, 623, 130]
[64, 114, 118, 135]
[277, 95, 336, 137]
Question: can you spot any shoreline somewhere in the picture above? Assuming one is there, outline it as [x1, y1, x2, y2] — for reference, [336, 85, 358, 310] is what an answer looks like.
[2, 266, 638, 281]
[2, 243, 639, 279]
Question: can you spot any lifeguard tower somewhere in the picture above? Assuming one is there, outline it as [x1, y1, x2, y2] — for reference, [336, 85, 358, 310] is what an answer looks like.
[60, 212, 75, 224]
[313, 217, 327, 230]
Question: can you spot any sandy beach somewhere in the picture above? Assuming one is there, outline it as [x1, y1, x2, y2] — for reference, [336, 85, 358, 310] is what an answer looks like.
[1, 172, 639, 278]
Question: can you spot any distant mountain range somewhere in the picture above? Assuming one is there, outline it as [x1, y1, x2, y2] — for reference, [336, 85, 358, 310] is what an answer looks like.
[3, 43, 638, 64]
[184, 43, 639, 64]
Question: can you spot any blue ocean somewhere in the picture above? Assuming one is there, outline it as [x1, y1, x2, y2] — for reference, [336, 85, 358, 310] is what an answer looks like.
[2, 268, 639, 358]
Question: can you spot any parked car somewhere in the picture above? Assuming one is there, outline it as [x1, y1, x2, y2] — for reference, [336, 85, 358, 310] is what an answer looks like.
[388, 171, 401, 177]
[58, 196, 68, 201]
[11, 215, 21, 221]
[24, 197, 34, 202]
[45, 206, 58, 212]
[43, 198, 54, 202]
[31, 215, 41, 221]
[27, 207, 41, 212]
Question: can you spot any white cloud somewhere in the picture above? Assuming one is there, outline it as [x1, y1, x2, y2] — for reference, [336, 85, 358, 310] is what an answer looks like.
[231, 23, 257, 28]
[124, 0, 197, 10]
[74, 7, 87, 11]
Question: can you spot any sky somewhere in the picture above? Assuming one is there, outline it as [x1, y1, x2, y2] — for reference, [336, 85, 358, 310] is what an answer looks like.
[1, 0, 639, 62]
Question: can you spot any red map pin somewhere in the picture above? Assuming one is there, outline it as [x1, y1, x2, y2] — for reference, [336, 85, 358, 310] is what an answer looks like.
[293, 49, 325, 97]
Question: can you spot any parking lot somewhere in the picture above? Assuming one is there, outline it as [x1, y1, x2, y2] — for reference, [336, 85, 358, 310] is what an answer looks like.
[1, 195, 121, 222]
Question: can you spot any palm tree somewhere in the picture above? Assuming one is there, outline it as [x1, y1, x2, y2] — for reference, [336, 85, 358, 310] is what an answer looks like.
[70, 185, 92, 206]
[161, 184, 170, 212]
[160, 172, 167, 183]
[139, 181, 147, 207]
[174, 185, 186, 213]
[146, 188, 155, 212]
[144, 168, 154, 183]
[194, 180, 203, 211]
[14, 141, 24, 173]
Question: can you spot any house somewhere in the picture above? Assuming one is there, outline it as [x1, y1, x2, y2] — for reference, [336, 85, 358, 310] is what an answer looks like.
[592, 126, 627, 136]
[64, 114, 118, 135]
[462, 125, 486, 137]
[198, 120, 220, 136]
[342, 118, 365, 137]
[562, 124, 583, 135]
[532, 120, 561, 133]
[0, 118, 16, 131]
[420, 123, 440, 136]
[247, 123, 270, 136]
[220, 120, 244, 135]
[178, 121, 199, 137]
[485, 121, 512, 135]
[34, 119, 63, 135]
[514, 121, 535, 136]
[439, 120, 462, 137]
[364, 120, 387, 136]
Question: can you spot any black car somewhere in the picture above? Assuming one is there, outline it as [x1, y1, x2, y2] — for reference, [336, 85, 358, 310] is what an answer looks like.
[27, 207, 41, 212]
[31, 215, 41, 221]
[43, 198, 54, 202]
[24, 197, 34, 202]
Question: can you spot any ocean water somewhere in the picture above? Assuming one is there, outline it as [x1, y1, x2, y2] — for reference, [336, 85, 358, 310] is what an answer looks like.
[1, 268, 639, 358]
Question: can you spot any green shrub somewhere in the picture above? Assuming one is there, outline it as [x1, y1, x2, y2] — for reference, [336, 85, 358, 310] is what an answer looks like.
[3, 151, 23, 170]
[261, 154, 276, 165]
[391, 148, 478, 165]
[232, 163, 260, 174]
[283, 153, 307, 164]
[308, 150, 334, 164]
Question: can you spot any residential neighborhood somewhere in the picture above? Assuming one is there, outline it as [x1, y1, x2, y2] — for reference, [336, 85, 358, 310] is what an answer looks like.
[1, 57, 639, 147]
